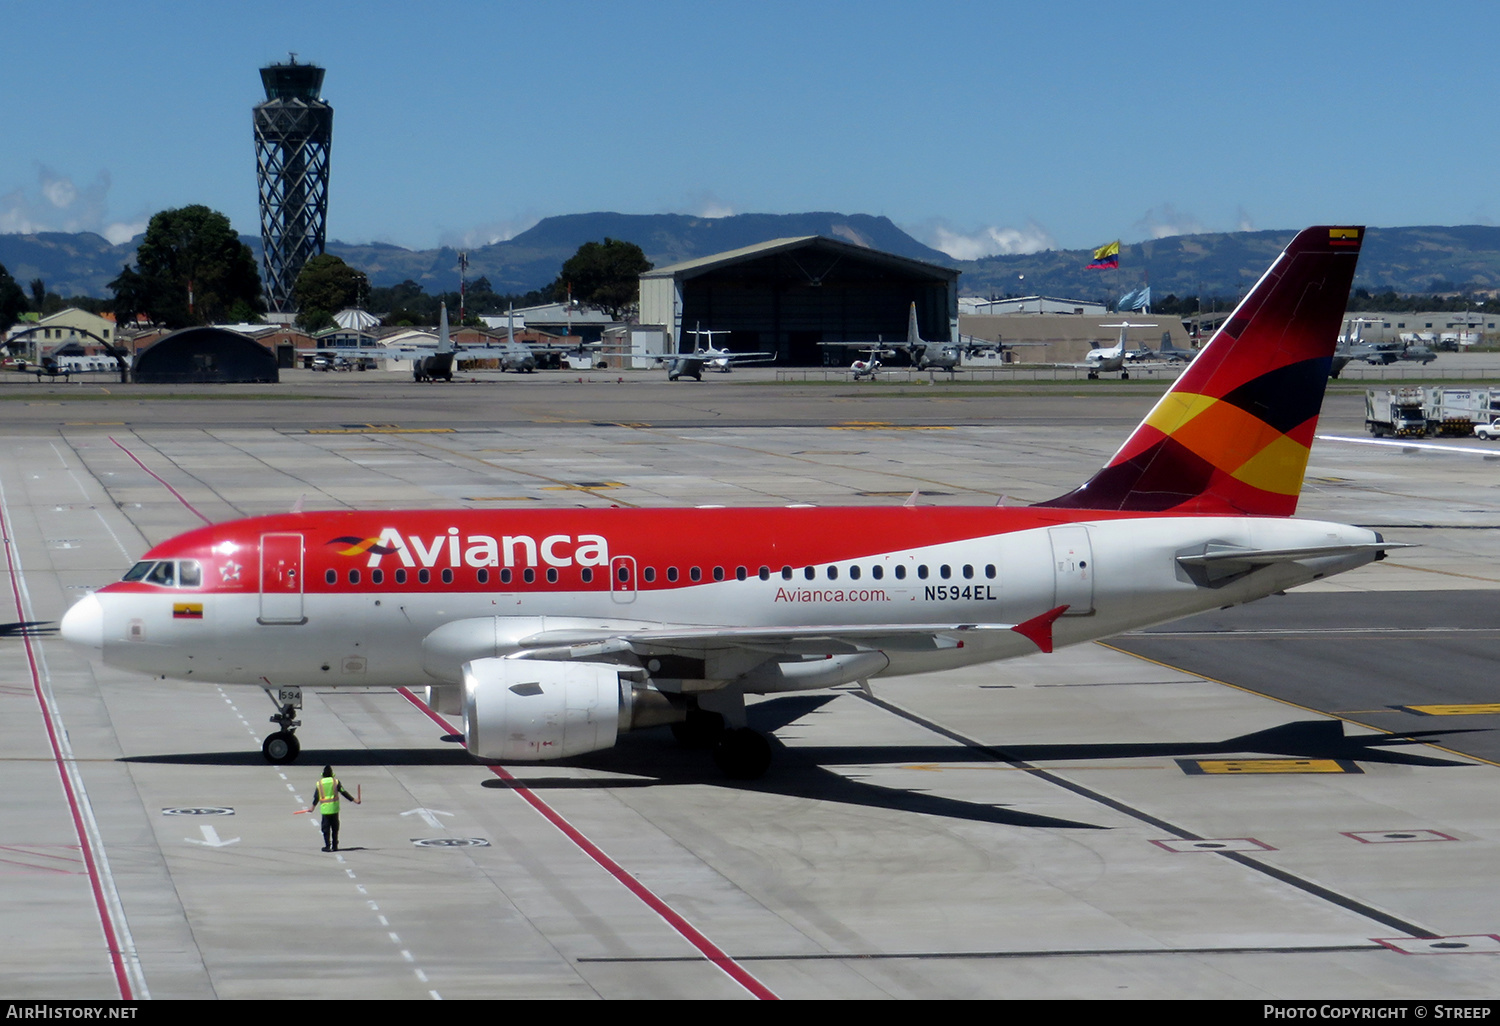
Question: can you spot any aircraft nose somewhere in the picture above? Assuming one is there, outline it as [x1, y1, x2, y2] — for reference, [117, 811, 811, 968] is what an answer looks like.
[60, 593, 104, 650]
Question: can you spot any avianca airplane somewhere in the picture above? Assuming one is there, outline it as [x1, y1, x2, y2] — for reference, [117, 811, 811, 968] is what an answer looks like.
[62, 226, 1388, 779]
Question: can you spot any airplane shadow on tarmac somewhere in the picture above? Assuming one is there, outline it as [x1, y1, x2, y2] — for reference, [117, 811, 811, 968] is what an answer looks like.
[124, 694, 1479, 830]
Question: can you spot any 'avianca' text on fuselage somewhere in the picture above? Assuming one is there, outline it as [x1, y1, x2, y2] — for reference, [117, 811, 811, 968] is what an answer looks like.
[338, 527, 611, 570]
[61, 227, 1389, 779]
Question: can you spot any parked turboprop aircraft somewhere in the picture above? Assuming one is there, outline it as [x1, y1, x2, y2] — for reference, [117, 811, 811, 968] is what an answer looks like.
[411, 303, 456, 382]
[1068, 321, 1158, 379]
[826, 303, 996, 375]
[61, 227, 1386, 779]
[650, 326, 775, 380]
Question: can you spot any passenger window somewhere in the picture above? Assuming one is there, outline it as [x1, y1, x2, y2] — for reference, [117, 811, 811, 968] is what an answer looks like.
[395, 569, 407, 584]
[940, 565, 951, 580]
[666, 567, 678, 582]
[827, 566, 838, 580]
[476, 569, 487, 585]
[895, 565, 906, 580]
[581, 567, 593, 584]
[372, 569, 384, 585]
[917, 565, 929, 580]
[713, 567, 725, 581]
[690, 567, 702, 582]
[871, 565, 883, 580]
[781, 566, 792, 580]
[849, 565, 860, 580]
[803, 566, 815, 581]
[500, 568, 512, 584]
[442, 568, 454, 584]
[985, 564, 996, 579]
[758, 566, 770, 581]
[325, 569, 337, 585]
[418, 569, 430, 584]
[523, 568, 535, 584]
[962, 564, 974, 579]
[546, 568, 558, 583]
[736, 566, 747, 581]
[643, 567, 656, 583]
[348, 569, 361, 585]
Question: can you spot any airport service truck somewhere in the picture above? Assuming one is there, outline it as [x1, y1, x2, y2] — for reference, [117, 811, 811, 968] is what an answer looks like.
[1365, 388, 1428, 437]
[1424, 387, 1500, 436]
[1364, 387, 1500, 437]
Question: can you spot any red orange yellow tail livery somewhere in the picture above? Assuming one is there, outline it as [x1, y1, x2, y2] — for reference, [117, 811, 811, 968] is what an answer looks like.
[1037, 226, 1364, 516]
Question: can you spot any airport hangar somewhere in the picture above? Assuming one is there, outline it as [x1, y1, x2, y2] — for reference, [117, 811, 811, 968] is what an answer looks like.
[638, 236, 960, 366]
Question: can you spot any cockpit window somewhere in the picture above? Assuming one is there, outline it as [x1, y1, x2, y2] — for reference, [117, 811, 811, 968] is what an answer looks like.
[123, 561, 155, 582]
[123, 559, 202, 588]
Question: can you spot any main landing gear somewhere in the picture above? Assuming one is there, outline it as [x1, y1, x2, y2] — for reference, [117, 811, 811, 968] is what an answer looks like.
[668, 701, 773, 779]
[262, 685, 303, 764]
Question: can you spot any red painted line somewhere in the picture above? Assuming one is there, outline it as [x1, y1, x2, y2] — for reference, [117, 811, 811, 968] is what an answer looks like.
[109, 436, 212, 525]
[1, 493, 134, 997]
[397, 688, 778, 1000]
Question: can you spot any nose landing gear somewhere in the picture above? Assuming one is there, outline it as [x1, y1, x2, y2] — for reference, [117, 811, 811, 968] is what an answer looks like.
[261, 685, 303, 763]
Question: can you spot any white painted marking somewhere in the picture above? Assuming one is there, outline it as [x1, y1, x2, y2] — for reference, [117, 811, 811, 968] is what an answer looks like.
[401, 807, 454, 829]
[186, 825, 240, 848]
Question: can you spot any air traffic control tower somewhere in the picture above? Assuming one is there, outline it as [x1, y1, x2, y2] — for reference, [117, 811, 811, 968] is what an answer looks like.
[254, 57, 332, 314]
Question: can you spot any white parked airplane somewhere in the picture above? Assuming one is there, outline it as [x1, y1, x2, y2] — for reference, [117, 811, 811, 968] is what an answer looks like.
[61, 227, 1388, 779]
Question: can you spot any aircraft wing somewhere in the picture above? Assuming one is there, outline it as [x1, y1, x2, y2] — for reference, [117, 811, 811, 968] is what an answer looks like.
[513, 607, 1071, 659]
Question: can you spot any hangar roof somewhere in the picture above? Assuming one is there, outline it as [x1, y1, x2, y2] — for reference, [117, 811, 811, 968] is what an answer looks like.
[641, 235, 959, 283]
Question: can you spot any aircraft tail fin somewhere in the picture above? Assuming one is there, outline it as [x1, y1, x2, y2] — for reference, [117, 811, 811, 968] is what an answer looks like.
[907, 302, 921, 346]
[437, 302, 453, 355]
[1035, 226, 1364, 516]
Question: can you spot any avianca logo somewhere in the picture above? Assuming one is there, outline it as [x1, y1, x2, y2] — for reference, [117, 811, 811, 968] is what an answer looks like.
[329, 529, 611, 570]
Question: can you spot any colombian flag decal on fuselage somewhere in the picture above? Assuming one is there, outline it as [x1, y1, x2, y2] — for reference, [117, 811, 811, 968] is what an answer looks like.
[173, 603, 203, 619]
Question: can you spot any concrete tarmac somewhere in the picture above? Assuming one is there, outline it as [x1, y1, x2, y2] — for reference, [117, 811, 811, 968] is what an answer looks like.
[2, 369, 1498, 1000]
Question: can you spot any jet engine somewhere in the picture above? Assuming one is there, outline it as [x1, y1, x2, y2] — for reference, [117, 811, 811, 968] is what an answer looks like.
[463, 657, 629, 761]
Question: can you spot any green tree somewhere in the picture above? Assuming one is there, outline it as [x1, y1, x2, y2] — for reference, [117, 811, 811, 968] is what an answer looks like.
[0, 263, 27, 334]
[110, 205, 264, 328]
[549, 237, 652, 319]
[292, 254, 367, 329]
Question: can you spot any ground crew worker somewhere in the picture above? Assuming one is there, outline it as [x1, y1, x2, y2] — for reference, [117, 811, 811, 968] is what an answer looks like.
[308, 765, 358, 851]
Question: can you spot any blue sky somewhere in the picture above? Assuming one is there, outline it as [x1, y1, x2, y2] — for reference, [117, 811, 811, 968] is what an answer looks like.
[4, 0, 1496, 257]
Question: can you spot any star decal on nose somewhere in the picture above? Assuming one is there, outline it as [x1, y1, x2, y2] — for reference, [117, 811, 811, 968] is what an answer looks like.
[219, 561, 242, 583]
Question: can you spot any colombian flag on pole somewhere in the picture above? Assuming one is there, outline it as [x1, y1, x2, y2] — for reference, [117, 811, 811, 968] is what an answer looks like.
[1087, 240, 1120, 270]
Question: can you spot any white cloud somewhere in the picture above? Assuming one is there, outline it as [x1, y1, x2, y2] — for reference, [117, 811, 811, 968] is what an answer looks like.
[669, 192, 736, 219]
[1132, 204, 1208, 240]
[917, 220, 1056, 260]
[0, 164, 127, 239]
[438, 213, 543, 250]
[1236, 206, 1256, 233]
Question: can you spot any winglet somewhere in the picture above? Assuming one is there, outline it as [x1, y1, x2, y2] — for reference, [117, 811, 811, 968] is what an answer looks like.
[1011, 605, 1069, 653]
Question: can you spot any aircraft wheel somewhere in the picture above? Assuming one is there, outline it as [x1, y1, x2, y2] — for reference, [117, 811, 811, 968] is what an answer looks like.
[262, 731, 300, 764]
[1121, 371, 1130, 380]
[713, 728, 771, 779]
[670, 709, 725, 749]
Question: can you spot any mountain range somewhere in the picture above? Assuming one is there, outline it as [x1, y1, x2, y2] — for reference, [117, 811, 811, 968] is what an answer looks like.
[4, 214, 1500, 303]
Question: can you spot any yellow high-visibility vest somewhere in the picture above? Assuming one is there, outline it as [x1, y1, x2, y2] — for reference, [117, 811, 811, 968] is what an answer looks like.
[317, 776, 341, 815]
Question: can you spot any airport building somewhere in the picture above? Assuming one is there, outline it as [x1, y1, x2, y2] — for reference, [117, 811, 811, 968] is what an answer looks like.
[639, 236, 960, 366]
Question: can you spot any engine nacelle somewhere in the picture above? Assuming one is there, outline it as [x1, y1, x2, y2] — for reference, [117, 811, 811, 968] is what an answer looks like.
[463, 657, 626, 761]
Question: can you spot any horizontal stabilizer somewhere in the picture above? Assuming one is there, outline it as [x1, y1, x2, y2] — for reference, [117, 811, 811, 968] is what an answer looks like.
[1176, 540, 1409, 584]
